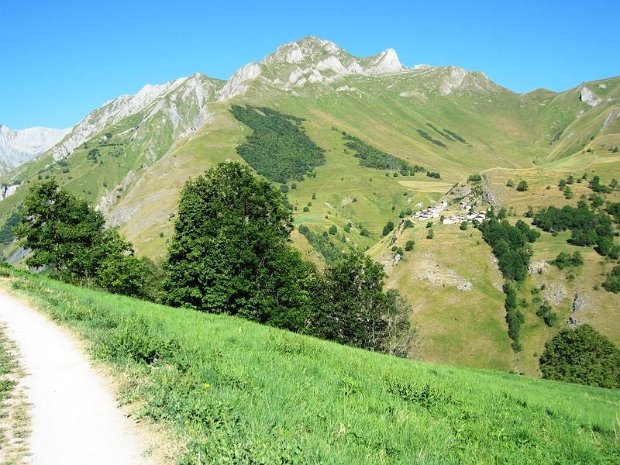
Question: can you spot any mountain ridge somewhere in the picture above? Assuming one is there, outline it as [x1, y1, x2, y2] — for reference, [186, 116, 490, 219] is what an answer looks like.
[0, 37, 618, 375]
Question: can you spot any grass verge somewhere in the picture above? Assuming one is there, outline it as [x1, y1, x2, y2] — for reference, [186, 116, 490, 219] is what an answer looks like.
[2, 267, 619, 464]
[0, 323, 29, 464]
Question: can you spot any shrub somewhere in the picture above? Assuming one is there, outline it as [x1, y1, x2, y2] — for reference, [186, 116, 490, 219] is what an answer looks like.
[540, 324, 620, 388]
[382, 221, 395, 236]
[516, 180, 528, 191]
[550, 251, 583, 270]
[602, 265, 620, 293]
[405, 240, 415, 252]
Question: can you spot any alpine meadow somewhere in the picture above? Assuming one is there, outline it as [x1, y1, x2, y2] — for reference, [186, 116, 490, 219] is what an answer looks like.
[0, 34, 619, 464]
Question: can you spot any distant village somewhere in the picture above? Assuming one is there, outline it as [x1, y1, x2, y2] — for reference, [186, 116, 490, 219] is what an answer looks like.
[413, 199, 488, 224]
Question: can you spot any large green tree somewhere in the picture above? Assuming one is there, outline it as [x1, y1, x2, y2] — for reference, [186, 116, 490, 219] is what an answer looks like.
[307, 250, 411, 353]
[164, 162, 313, 325]
[539, 324, 620, 388]
[15, 179, 147, 297]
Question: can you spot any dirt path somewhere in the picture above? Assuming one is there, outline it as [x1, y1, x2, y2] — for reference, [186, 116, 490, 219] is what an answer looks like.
[0, 288, 155, 465]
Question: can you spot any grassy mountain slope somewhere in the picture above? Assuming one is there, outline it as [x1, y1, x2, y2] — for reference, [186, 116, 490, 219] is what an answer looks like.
[4, 269, 619, 464]
[1, 38, 618, 374]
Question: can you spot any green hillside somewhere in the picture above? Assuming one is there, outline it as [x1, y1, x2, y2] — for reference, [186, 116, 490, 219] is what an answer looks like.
[3, 269, 619, 464]
[1, 38, 618, 374]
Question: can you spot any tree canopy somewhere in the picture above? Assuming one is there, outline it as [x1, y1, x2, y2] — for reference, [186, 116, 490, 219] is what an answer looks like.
[307, 250, 410, 353]
[539, 324, 620, 389]
[15, 179, 148, 297]
[164, 162, 312, 322]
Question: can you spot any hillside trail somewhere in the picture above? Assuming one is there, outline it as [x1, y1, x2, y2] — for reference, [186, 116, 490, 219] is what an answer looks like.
[0, 287, 156, 465]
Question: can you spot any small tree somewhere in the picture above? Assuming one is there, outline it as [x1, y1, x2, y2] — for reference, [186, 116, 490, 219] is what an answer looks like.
[540, 324, 620, 388]
[405, 240, 415, 251]
[382, 221, 395, 236]
[516, 180, 529, 191]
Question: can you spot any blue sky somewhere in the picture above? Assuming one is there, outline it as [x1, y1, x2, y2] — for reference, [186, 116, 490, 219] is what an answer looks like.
[2, 0, 619, 129]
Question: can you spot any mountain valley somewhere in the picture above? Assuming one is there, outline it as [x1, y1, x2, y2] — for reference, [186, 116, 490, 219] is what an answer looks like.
[1, 36, 618, 375]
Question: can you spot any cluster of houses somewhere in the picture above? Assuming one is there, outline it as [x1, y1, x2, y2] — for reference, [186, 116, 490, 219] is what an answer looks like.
[413, 200, 448, 221]
[410, 199, 489, 225]
[442, 201, 488, 224]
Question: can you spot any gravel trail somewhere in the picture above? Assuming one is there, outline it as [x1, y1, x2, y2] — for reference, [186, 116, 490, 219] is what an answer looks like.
[0, 288, 154, 465]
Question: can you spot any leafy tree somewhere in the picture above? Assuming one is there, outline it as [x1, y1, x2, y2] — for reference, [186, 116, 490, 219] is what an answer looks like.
[15, 179, 105, 283]
[382, 221, 395, 236]
[550, 251, 583, 270]
[307, 250, 410, 352]
[15, 179, 147, 297]
[540, 324, 620, 388]
[405, 240, 415, 251]
[164, 162, 313, 326]
[478, 218, 536, 282]
[339, 130, 422, 172]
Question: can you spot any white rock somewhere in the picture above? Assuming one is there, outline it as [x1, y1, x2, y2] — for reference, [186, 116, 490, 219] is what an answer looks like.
[367, 48, 403, 74]
[603, 110, 618, 129]
[580, 86, 601, 107]
[219, 62, 262, 100]
[316, 56, 348, 75]
[440, 67, 468, 95]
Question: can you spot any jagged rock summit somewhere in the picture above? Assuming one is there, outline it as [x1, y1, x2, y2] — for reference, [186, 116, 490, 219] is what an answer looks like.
[2, 36, 498, 176]
[221, 36, 411, 98]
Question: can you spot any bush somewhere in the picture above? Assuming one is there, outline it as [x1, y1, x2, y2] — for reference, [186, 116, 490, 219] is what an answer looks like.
[535, 300, 557, 327]
[540, 324, 620, 388]
[550, 251, 583, 270]
[516, 180, 528, 191]
[405, 240, 415, 252]
[602, 265, 620, 293]
[382, 221, 395, 236]
[426, 229, 434, 239]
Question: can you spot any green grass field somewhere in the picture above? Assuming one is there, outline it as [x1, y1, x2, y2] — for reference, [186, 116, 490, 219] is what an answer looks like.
[3, 268, 619, 464]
